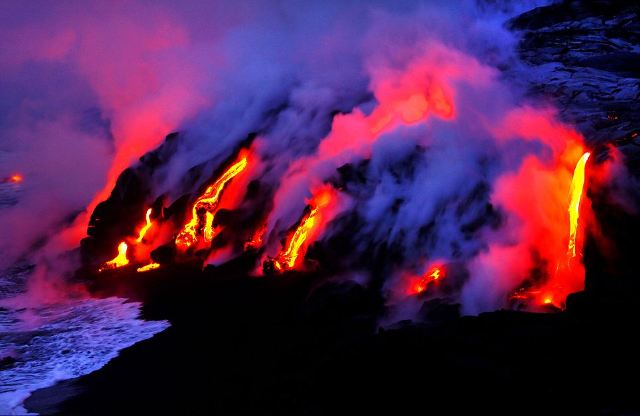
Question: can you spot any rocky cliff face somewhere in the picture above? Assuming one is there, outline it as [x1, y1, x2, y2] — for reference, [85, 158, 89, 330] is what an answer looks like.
[509, 0, 639, 143]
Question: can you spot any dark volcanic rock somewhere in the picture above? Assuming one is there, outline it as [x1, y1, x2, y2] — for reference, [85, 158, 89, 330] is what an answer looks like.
[509, 0, 640, 143]
[24, 261, 640, 415]
[81, 168, 150, 263]
[0, 355, 17, 370]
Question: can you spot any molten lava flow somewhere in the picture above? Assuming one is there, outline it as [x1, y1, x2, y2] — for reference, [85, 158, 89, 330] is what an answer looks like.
[99, 241, 129, 271]
[409, 265, 445, 295]
[175, 151, 249, 250]
[203, 212, 214, 242]
[136, 208, 153, 243]
[568, 152, 591, 257]
[10, 174, 23, 183]
[270, 187, 335, 272]
[137, 262, 160, 272]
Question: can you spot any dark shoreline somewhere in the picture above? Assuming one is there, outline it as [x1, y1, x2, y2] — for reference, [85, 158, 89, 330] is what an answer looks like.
[24, 256, 640, 415]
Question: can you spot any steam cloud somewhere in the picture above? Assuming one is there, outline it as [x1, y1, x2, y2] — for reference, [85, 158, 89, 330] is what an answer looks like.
[1, 0, 606, 316]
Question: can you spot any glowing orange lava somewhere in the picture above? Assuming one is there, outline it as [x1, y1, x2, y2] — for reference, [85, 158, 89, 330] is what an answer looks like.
[10, 174, 23, 183]
[136, 208, 154, 243]
[244, 223, 266, 250]
[175, 151, 249, 250]
[510, 289, 558, 309]
[271, 187, 335, 271]
[137, 262, 160, 272]
[99, 241, 129, 271]
[568, 152, 590, 257]
[409, 265, 445, 295]
[507, 148, 592, 309]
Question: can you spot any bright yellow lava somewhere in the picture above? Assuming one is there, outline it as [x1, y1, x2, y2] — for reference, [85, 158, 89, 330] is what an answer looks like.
[136, 208, 153, 243]
[176, 155, 248, 250]
[137, 262, 160, 272]
[275, 189, 333, 270]
[99, 241, 129, 271]
[279, 211, 318, 269]
[568, 152, 590, 257]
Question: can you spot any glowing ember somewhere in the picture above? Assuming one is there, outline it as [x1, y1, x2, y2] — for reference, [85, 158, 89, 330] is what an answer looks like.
[270, 187, 334, 271]
[410, 265, 445, 295]
[175, 152, 248, 250]
[3, 173, 23, 183]
[568, 152, 590, 257]
[137, 262, 160, 272]
[244, 224, 266, 250]
[509, 288, 560, 308]
[99, 241, 129, 271]
[136, 208, 154, 243]
[509, 288, 539, 302]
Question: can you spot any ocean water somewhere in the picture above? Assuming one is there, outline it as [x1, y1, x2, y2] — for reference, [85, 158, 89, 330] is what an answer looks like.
[0, 267, 169, 415]
[0, 295, 169, 414]
[0, 182, 169, 415]
[0, 280, 169, 415]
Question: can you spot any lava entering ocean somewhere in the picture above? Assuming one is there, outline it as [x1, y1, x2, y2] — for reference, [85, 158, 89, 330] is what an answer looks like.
[4, 1, 638, 414]
[137, 262, 160, 272]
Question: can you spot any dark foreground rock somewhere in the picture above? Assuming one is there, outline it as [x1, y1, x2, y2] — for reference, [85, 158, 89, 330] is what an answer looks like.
[24, 257, 640, 415]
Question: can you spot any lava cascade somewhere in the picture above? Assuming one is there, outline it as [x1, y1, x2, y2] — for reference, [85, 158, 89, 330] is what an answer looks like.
[99, 241, 129, 271]
[568, 152, 591, 257]
[265, 186, 338, 273]
[507, 149, 592, 309]
[175, 150, 249, 251]
[136, 208, 154, 243]
[83, 24, 603, 317]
